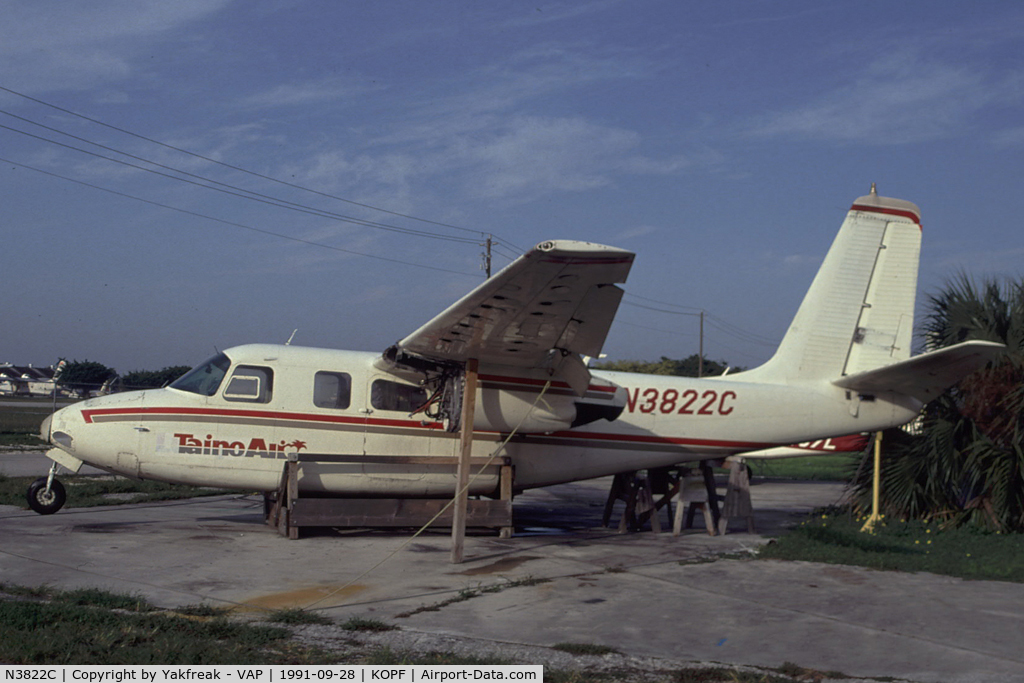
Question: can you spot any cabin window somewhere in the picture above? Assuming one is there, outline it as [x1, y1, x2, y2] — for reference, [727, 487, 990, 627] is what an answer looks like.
[371, 379, 427, 413]
[170, 353, 231, 396]
[314, 371, 351, 409]
[223, 365, 273, 403]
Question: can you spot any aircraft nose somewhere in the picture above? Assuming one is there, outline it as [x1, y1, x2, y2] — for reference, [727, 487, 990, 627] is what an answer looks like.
[40, 406, 76, 451]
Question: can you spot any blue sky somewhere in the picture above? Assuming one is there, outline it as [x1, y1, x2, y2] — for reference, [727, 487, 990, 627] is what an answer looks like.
[3, 1, 1023, 373]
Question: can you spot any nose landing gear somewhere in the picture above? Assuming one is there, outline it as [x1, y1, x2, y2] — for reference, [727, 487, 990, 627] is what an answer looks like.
[26, 463, 67, 515]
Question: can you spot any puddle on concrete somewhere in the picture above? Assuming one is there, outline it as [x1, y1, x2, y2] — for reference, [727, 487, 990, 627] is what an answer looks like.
[237, 583, 368, 611]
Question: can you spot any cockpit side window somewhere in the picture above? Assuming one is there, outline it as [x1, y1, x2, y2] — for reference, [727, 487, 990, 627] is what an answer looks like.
[314, 371, 351, 409]
[169, 353, 231, 396]
[224, 365, 274, 403]
[371, 379, 428, 413]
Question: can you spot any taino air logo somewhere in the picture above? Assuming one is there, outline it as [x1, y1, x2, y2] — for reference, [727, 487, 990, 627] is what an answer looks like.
[174, 433, 308, 458]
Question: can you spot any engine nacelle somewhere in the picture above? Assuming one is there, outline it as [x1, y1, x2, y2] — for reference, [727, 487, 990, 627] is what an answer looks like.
[474, 373, 626, 433]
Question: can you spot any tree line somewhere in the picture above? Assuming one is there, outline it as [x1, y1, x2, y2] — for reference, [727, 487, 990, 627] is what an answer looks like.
[55, 361, 190, 396]
[594, 354, 741, 377]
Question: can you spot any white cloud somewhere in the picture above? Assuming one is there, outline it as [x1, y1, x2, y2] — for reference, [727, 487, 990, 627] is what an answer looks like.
[617, 224, 659, 241]
[748, 50, 1015, 145]
[463, 116, 638, 199]
[991, 127, 1024, 148]
[0, 0, 233, 92]
[238, 79, 378, 110]
[363, 114, 689, 205]
[280, 41, 690, 207]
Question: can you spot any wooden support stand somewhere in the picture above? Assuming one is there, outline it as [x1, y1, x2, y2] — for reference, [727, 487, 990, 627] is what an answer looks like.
[672, 463, 720, 536]
[265, 454, 514, 540]
[603, 461, 745, 537]
[717, 457, 755, 535]
[602, 468, 679, 533]
[451, 358, 479, 564]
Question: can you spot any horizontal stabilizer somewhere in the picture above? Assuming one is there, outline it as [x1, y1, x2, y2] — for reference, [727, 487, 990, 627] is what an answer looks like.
[833, 340, 1006, 402]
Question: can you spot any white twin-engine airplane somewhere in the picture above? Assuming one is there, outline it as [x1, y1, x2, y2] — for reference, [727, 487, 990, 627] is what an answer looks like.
[32, 188, 1004, 515]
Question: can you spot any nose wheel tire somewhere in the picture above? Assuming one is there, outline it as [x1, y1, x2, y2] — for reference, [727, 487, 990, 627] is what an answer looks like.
[27, 477, 67, 515]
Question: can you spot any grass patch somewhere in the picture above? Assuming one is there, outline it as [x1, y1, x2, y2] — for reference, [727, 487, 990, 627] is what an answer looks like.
[268, 608, 334, 625]
[0, 433, 46, 448]
[173, 604, 232, 618]
[361, 647, 510, 666]
[0, 474, 232, 509]
[0, 587, 335, 664]
[0, 583, 153, 611]
[761, 509, 1024, 582]
[551, 643, 619, 656]
[57, 587, 156, 612]
[775, 662, 849, 681]
[748, 454, 860, 481]
[0, 405, 52, 437]
[395, 576, 550, 618]
[339, 617, 399, 632]
[673, 669, 795, 682]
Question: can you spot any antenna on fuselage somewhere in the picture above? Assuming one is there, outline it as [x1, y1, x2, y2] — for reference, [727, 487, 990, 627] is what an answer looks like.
[285, 329, 298, 346]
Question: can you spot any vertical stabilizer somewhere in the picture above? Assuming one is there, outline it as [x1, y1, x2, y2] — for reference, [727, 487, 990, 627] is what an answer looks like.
[745, 188, 922, 383]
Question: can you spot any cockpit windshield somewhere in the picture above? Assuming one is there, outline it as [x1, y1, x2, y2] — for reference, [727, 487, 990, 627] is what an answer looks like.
[169, 352, 231, 396]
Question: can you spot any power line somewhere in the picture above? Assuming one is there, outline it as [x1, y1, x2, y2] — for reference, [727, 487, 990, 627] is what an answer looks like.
[0, 83, 491, 240]
[0, 117, 481, 245]
[621, 299, 702, 317]
[0, 85, 532, 273]
[704, 312, 779, 347]
[0, 155, 480, 278]
[623, 291, 704, 314]
[620, 293, 779, 351]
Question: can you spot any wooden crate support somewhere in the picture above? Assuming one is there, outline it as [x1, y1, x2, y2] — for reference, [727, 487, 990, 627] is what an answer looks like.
[265, 453, 514, 539]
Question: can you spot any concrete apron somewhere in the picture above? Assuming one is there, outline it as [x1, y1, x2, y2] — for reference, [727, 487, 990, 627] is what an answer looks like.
[1, 454, 1023, 682]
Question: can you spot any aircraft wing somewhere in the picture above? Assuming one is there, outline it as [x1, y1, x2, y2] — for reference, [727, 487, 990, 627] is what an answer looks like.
[391, 240, 634, 394]
[833, 340, 1006, 402]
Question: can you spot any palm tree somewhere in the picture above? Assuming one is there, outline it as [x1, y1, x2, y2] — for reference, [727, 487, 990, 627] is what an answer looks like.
[851, 274, 1024, 531]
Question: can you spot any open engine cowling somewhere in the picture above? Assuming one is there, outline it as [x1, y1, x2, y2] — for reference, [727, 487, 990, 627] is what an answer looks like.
[473, 372, 626, 433]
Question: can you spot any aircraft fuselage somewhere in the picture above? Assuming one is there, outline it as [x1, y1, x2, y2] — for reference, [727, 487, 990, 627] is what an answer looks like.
[43, 342, 920, 497]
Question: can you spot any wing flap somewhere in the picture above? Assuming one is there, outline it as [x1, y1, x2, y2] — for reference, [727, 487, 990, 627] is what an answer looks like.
[556, 283, 625, 358]
[833, 340, 1006, 402]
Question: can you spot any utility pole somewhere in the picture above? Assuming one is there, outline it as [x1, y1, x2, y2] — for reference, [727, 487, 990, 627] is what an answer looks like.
[483, 235, 492, 278]
[698, 311, 704, 378]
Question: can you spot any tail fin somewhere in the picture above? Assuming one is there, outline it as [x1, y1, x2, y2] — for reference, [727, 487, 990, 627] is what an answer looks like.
[745, 187, 922, 383]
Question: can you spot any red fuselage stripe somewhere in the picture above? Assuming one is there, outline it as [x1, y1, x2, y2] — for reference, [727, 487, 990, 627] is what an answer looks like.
[80, 406, 771, 450]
